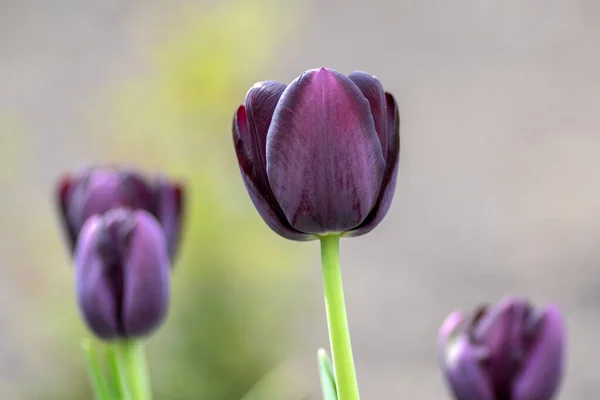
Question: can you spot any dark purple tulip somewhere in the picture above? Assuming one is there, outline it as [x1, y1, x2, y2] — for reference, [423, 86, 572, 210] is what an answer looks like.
[233, 67, 400, 240]
[75, 208, 170, 339]
[57, 166, 184, 261]
[437, 296, 565, 400]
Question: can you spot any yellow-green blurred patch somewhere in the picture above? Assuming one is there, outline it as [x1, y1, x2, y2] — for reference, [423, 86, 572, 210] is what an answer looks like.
[45, 1, 310, 399]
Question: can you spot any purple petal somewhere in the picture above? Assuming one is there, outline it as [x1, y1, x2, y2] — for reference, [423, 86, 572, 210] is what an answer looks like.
[245, 81, 287, 174]
[68, 169, 122, 232]
[473, 296, 532, 392]
[384, 93, 400, 171]
[232, 106, 312, 240]
[348, 92, 400, 236]
[67, 168, 157, 232]
[437, 310, 466, 367]
[56, 174, 77, 251]
[266, 67, 385, 234]
[513, 304, 565, 400]
[348, 72, 388, 158]
[442, 336, 494, 400]
[74, 216, 120, 339]
[438, 310, 466, 344]
[121, 210, 170, 337]
[118, 170, 157, 214]
[155, 177, 185, 261]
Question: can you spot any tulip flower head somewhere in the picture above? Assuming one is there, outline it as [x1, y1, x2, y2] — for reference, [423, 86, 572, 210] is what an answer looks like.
[233, 67, 400, 240]
[75, 208, 170, 340]
[437, 296, 565, 400]
[57, 166, 184, 261]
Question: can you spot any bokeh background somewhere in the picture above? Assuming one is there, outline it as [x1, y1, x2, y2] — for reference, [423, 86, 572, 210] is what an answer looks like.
[1, 0, 599, 398]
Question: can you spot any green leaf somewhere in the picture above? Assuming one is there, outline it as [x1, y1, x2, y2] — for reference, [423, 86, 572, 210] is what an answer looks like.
[81, 339, 113, 400]
[317, 349, 338, 400]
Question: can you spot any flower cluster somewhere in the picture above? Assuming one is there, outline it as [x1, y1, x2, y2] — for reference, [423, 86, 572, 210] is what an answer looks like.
[56, 167, 184, 339]
[53, 67, 566, 400]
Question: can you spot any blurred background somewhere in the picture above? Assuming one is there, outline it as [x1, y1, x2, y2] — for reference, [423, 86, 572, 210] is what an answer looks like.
[1, 0, 599, 398]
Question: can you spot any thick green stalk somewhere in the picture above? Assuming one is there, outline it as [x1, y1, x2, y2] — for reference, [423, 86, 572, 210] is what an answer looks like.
[81, 339, 113, 400]
[107, 345, 130, 400]
[319, 234, 360, 400]
[112, 340, 152, 400]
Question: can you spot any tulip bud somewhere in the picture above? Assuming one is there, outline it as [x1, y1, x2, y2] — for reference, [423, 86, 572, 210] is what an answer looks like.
[437, 296, 565, 400]
[74, 208, 170, 340]
[232, 67, 400, 240]
[57, 166, 184, 261]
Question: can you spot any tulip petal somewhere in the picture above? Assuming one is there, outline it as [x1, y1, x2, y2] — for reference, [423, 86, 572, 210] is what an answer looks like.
[348, 92, 400, 236]
[70, 169, 157, 231]
[118, 170, 158, 214]
[513, 304, 565, 400]
[348, 72, 388, 158]
[473, 296, 532, 393]
[438, 309, 494, 400]
[121, 211, 170, 337]
[70, 170, 122, 231]
[155, 178, 185, 261]
[75, 216, 120, 339]
[267, 67, 385, 234]
[57, 174, 77, 251]
[245, 81, 287, 173]
[443, 336, 494, 400]
[437, 310, 466, 367]
[233, 106, 312, 240]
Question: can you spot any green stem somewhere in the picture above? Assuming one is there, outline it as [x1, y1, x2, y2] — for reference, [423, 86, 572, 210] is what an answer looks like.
[319, 234, 360, 400]
[112, 340, 152, 400]
[81, 339, 113, 400]
[107, 345, 129, 400]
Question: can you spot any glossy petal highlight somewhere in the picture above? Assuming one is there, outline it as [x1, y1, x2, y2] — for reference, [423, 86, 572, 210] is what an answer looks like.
[438, 310, 494, 400]
[444, 338, 494, 400]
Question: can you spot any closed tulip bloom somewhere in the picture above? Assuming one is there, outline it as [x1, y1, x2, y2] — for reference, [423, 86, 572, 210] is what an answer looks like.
[233, 67, 400, 240]
[437, 296, 565, 400]
[75, 208, 170, 340]
[57, 166, 184, 260]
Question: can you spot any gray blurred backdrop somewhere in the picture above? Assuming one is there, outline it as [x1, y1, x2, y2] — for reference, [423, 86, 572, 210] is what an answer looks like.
[1, 0, 599, 399]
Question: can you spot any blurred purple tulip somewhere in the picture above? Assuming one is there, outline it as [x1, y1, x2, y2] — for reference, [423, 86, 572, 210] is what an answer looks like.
[57, 166, 184, 261]
[75, 208, 170, 339]
[233, 67, 400, 240]
[437, 296, 566, 400]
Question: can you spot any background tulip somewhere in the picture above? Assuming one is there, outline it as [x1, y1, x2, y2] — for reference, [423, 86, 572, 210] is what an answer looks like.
[233, 67, 400, 240]
[437, 296, 565, 400]
[57, 166, 184, 261]
[75, 208, 170, 340]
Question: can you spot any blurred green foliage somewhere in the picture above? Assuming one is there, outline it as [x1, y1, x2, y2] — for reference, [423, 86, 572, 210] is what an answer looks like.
[16, 0, 312, 399]
[107, 1, 307, 399]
